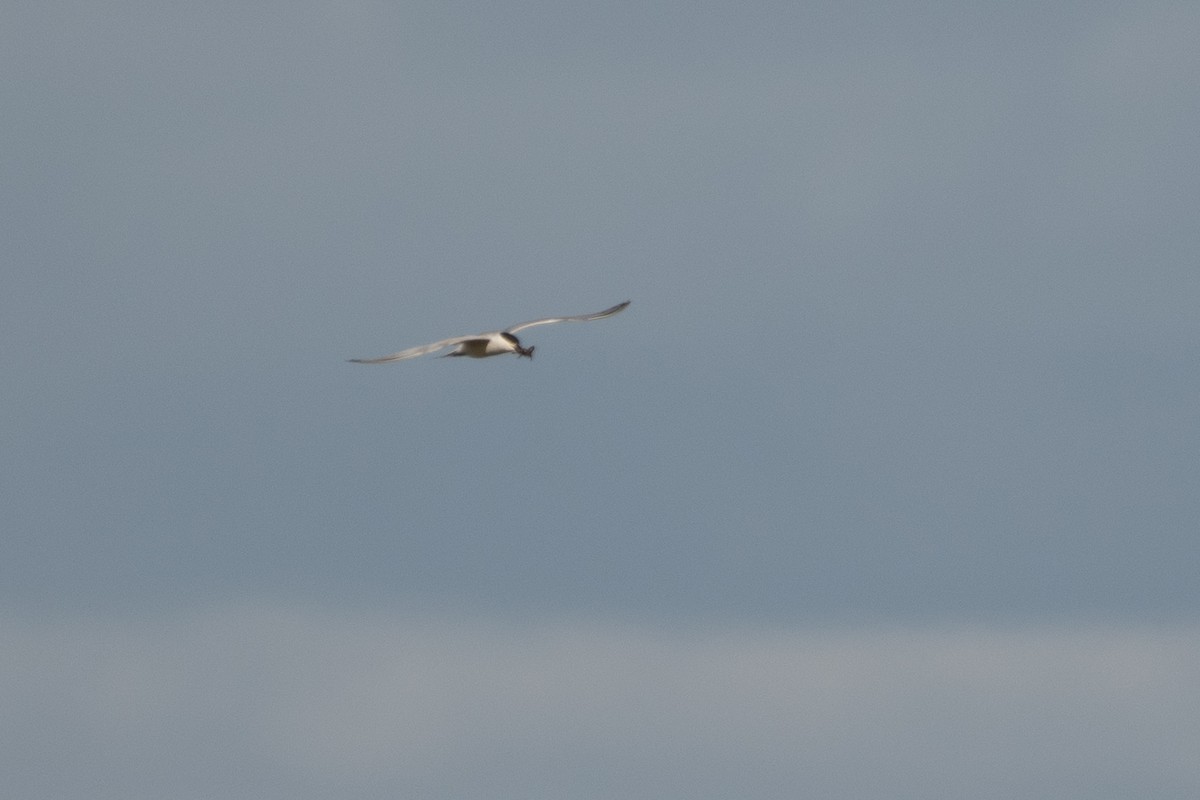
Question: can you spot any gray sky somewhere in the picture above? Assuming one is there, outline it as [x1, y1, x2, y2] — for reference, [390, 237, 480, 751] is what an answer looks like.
[4, 1, 1199, 797]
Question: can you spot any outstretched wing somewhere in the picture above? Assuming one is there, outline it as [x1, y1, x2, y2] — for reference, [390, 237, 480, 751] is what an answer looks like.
[504, 300, 631, 334]
[348, 335, 479, 364]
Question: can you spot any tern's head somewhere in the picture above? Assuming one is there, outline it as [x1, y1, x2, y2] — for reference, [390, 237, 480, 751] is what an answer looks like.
[501, 331, 533, 359]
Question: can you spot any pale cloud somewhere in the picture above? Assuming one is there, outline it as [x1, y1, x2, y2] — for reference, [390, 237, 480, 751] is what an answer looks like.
[1071, 2, 1200, 104]
[4, 605, 1198, 799]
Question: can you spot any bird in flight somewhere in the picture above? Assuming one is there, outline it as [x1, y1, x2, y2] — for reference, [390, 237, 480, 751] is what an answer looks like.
[348, 300, 630, 363]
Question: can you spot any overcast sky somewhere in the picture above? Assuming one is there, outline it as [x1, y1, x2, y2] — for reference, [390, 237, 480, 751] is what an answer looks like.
[4, 1, 1199, 797]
